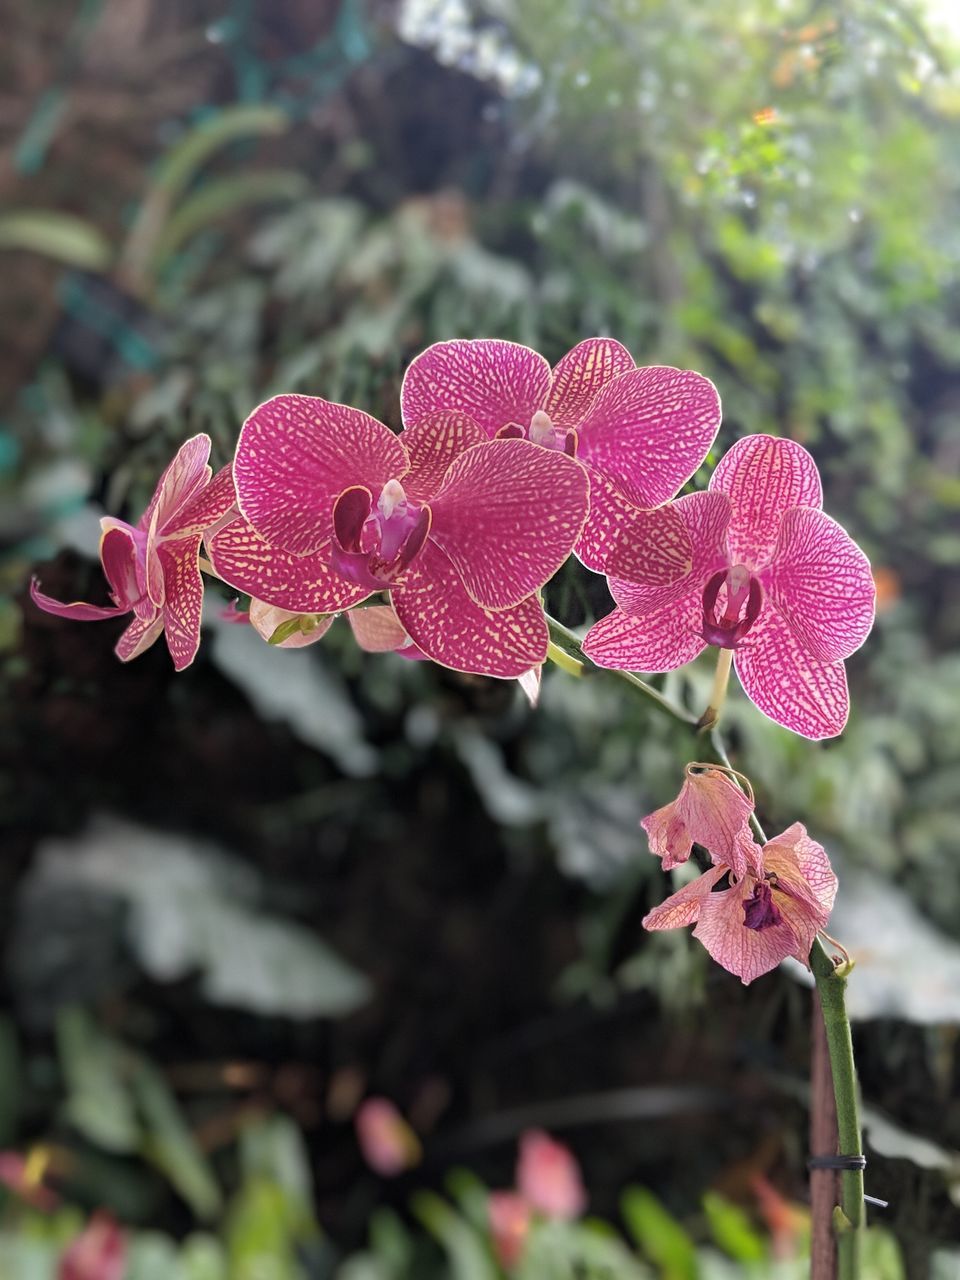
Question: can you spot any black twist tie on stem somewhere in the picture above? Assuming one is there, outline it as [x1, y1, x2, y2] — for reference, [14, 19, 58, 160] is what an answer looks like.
[807, 1154, 867, 1171]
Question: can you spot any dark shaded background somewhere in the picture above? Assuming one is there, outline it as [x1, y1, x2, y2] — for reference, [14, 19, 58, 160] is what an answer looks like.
[2, 2, 959, 1276]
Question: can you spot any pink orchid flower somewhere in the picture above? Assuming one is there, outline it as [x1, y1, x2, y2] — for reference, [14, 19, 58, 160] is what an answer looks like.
[355, 1097, 422, 1177]
[31, 437, 235, 671]
[489, 1191, 532, 1269]
[516, 1129, 587, 1221]
[643, 822, 837, 985]
[59, 1212, 126, 1280]
[583, 435, 876, 739]
[642, 765, 756, 878]
[400, 337, 721, 578]
[207, 396, 589, 679]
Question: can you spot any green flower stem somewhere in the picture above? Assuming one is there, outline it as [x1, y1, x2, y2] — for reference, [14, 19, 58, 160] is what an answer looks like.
[545, 616, 699, 725]
[545, 614, 864, 1276]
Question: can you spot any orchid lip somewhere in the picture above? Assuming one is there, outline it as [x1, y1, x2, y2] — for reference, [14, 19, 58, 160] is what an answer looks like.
[496, 411, 578, 457]
[743, 880, 784, 932]
[701, 565, 763, 649]
[331, 480, 431, 589]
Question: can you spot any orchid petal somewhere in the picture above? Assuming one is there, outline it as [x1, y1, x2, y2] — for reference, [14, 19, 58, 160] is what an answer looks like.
[400, 339, 551, 438]
[400, 410, 488, 500]
[605, 491, 730, 604]
[29, 579, 128, 622]
[574, 467, 693, 580]
[642, 865, 726, 931]
[734, 603, 850, 739]
[139, 434, 212, 535]
[208, 516, 371, 614]
[99, 526, 142, 608]
[157, 535, 204, 671]
[518, 666, 542, 707]
[516, 1130, 587, 1221]
[763, 823, 837, 960]
[248, 599, 334, 648]
[642, 769, 755, 877]
[545, 337, 635, 430]
[709, 434, 822, 571]
[693, 881, 800, 984]
[115, 612, 164, 662]
[766, 507, 875, 662]
[576, 366, 721, 508]
[393, 542, 549, 678]
[582, 591, 706, 672]
[428, 438, 588, 610]
[234, 395, 408, 555]
[174, 463, 237, 536]
[347, 605, 412, 653]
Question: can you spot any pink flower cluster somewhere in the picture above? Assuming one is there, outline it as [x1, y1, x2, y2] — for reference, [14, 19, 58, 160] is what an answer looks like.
[31, 335, 875, 738]
[641, 766, 838, 983]
[489, 1130, 587, 1269]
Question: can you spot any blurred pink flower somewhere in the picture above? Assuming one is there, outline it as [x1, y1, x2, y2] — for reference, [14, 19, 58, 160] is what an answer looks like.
[641, 765, 755, 877]
[489, 1191, 532, 1269]
[401, 337, 721, 577]
[31, 438, 235, 671]
[209, 397, 588, 678]
[516, 1129, 587, 1221]
[59, 1212, 126, 1280]
[643, 823, 837, 984]
[0, 1149, 58, 1211]
[584, 435, 876, 738]
[355, 1097, 422, 1177]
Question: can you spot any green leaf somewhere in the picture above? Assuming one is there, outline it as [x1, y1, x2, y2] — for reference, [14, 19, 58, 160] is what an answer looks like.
[131, 1060, 222, 1220]
[56, 1007, 140, 1153]
[701, 1193, 766, 1263]
[412, 1192, 497, 1280]
[621, 1188, 697, 1280]
[0, 211, 112, 270]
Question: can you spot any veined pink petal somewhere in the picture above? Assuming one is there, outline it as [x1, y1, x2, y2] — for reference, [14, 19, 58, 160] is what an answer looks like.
[115, 612, 164, 662]
[734, 603, 849, 739]
[763, 823, 837, 960]
[709, 435, 822, 572]
[400, 339, 551, 438]
[576, 366, 721, 508]
[545, 337, 635, 430]
[766, 507, 875, 662]
[400, 411, 488, 501]
[642, 769, 755, 876]
[693, 880, 800, 984]
[428, 438, 588, 610]
[348, 604, 411, 653]
[158, 534, 204, 671]
[208, 516, 372, 614]
[234, 395, 408, 554]
[173, 463, 237, 536]
[139, 434, 212, 535]
[393, 542, 549, 678]
[248, 599, 333, 648]
[516, 1130, 586, 1221]
[642, 865, 726, 931]
[605, 491, 730, 605]
[583, 593, 706, 672]
[575, 467, 693, 580]
[29, 580, 128, 622]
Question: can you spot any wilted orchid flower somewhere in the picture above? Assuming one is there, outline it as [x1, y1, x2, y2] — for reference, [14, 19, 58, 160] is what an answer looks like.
[516, 1129, 587, 1221]
[208, 397, 589, 679]
[31, 437, 235, 671]
[643, 823, 838, 984]
[59, 1212, 126, 1280]
[401, 338, 721, 579]
[642, 764, 755, 877]
[584, 435, 876, 738]
[355, 1097, 422, 1177]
